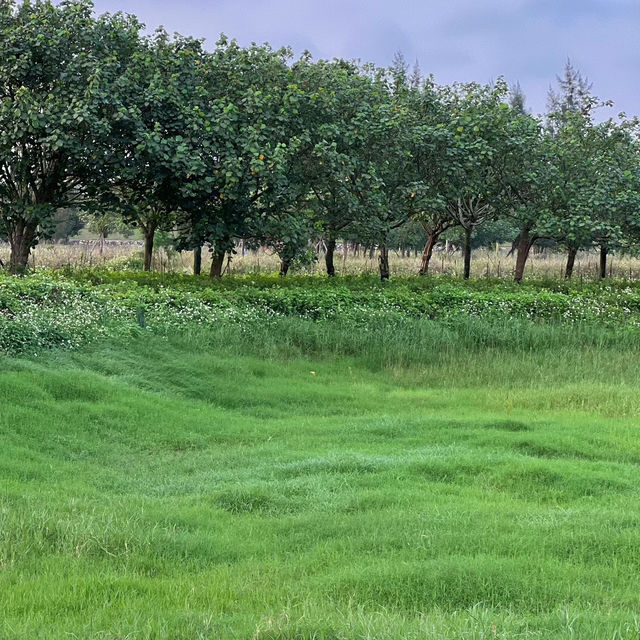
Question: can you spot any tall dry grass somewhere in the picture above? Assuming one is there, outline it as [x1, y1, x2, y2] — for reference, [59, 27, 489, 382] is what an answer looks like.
[3, 240, 640, 280]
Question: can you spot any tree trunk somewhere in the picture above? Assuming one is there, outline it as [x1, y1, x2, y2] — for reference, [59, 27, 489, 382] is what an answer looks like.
[8, 219, 36, 274]
[418, 233, 437, 275]
[210, 251, 225, 279]
[279, 258, 290, 276]
[193, 246, 202, 276]
[514, 228, 534, 283]
[565, 247, 577, 279]
[463, 227, 472, 280]
[193, 247, 202, 276]
[143, 224, 156, 272]
[599, 245, 608, 280]
[325, 238, 336, 277]
[378, 245, 390, 281]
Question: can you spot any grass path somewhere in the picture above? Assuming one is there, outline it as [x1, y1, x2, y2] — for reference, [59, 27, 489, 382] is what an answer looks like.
[2, 334, 640, 638]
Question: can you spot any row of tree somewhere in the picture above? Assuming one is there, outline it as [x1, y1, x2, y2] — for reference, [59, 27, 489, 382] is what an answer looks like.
[2, 0, 639, 279]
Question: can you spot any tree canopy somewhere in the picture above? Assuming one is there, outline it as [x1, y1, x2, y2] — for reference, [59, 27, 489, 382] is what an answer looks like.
[1, 0, 639, 281]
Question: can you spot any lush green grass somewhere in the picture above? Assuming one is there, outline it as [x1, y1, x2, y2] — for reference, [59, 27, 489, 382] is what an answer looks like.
[4, 270, 640, 356]
[2, 320, 640, 639]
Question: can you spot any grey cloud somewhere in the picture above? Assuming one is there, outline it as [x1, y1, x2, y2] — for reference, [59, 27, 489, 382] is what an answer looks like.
[91, 0, 640, 117]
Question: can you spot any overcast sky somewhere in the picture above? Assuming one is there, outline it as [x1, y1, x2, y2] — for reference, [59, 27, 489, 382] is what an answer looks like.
[92, 0, 639, 117]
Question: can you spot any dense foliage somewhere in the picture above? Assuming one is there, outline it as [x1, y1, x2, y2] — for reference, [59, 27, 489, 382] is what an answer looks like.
[1, 1, 639, 281]
[3, 270, 640, 355]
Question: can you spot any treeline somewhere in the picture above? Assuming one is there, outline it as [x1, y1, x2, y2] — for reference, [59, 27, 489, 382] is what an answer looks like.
[1, 1, 639, 280]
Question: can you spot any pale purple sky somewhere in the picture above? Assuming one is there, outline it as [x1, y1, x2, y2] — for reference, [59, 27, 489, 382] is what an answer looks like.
[93, 0, 639, 117]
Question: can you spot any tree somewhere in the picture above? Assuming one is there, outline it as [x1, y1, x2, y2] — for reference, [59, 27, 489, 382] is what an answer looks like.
[52, 208, 83, 242]
[110, 29, 208, 271]
[491, 109, 546, 282]
[411, 80, 521, 278]
[290, 58, 391, 276]
[547, 59, 593, 119]
[395, 80, 461, 275]
[500, 83, 556, 283]
[260, 206, 317, 276]
[353, 57, 424, 280]
[541, 111, 640, 278]
[174, 37, 295, 278]
[439, 81, 518, 279]
[0, 0, 142, 272]
[81, 209, 127, 255]
[542, 62, 636, 279]
[509, 82, 527, 114]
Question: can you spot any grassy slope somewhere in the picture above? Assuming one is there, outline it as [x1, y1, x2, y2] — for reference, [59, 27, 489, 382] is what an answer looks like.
[2, 331, 640, 639]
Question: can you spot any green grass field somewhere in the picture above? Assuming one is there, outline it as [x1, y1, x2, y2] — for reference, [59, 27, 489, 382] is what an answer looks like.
[2, 319, 640, 639]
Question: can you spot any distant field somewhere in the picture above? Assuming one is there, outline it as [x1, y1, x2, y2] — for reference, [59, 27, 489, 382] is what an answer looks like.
[2, 315, 640, 638]
[4, 240, 640, 280]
